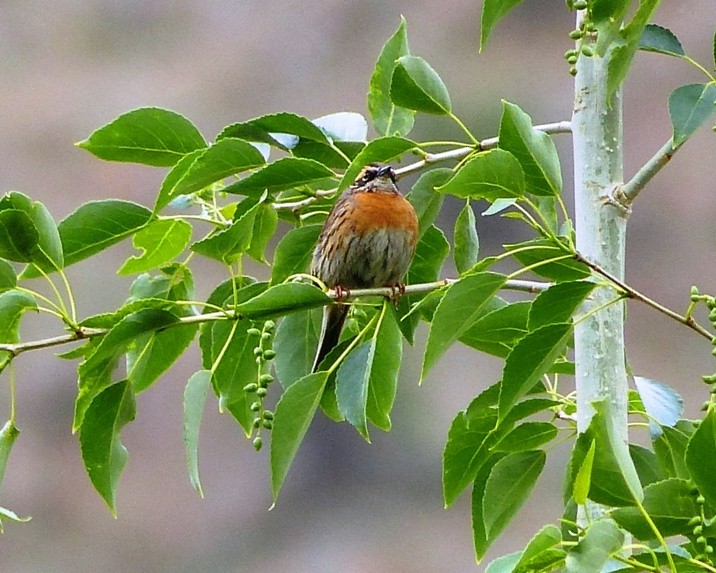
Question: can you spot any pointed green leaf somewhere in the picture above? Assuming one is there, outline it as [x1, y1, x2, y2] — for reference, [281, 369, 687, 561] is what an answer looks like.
[498, 323, 572, 420]
[118, 218, 191, 275]
[612, 478, 696, 539]
[336, 342, 372, 440]
[0, 259, 16, 292]
[271, 371, 329, 501]
[573, 440, 596, 505]
[271, 224, 322, 285]
[638, 24, 685, 57]
[685, 408, 716, 508]
[191, 199, 259, 262]
[565, 519, 623, 573]
[494, 422, 558, 452]
[154, 149, 205, 212]
[407, 168, 451, 239]
[0, 289, 38, 344]
[528, 280, 595, 330]
[274, 310, 320, 389]
[79, 380, 135, 516]
[368, 17, 415, 136]
[218, 112, 330, 147]
[480, 0, 524, 51]
[460, 301, 530, 358]
[247, 203, 278, 263]
[0, 210, 38, 263]
[498, 101, 562, 196]
[0, 420, 19, 494]
[454, 202, 479, 274]
[56, 200, 153, 268]
[77, 107, 206, 166]
[390, 55, 451, 115]
[366, 305, 402, 431]
[653, 422, 694, 479]
[183, 369, 211, 497]
[472, 452, 506, 561]
[74, 308, 180, 432]
[483, 450, 545, 541]
[669, 83, 716, 147]
[223, 157, 335, 196]
[437, 149, 525, 200]
[506, 239, 589, 281]
[234, 282, 331, 320]
[512, 524, 564, 573]
[169, 138, 266, 198]
[421, 272, 505, 381]
[337, 136, 417, 192]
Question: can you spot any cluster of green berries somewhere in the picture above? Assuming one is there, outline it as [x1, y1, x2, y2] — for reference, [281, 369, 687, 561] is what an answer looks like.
[564, 0, 596, 76]
[244, 320, 277, 451]
[690, 287, 716, 396]
[688, 490, 714, 561]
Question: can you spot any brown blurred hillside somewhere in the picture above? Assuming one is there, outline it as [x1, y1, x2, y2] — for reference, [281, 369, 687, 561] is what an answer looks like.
[0, 2, 715, 572]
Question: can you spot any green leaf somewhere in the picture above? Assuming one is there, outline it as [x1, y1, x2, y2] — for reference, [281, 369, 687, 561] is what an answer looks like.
[74, 308, 180, 432]
[79, 380, 136, 516]
[629, 443, 663, 487]
[270, 224, 322, 285]
[235, 282, 331, 320]
[154, 149, 205, 212]
[498, 101, 562, 196]
[191, 199, 259, 262]
[390, 55, 451, 115]
[217, 112, 330, 148]
[669, 83, 716, 147]
[421, 272, 506, 381]
[77, 107, 206, 166]
[654, 422, 694, 479]
[460, 301, 530, 358]
[169, 138, 266, 197]
[512, 524, 565, 573]
[494, 422, 558, 452]
[565, 519, 624, 573]
[498, 323, 572, 420]
[0, 259, 16, 291]
[223, 157, 335, 196]
[479, 0, 524, 51]
[454, 202, 479, 274]
[271, 371, 329, 501]
[612, 478, 696, 540]
[685, 409, 716, 508]
[336, 304, 402, 439]
[56, 200, 153, 268]
[247, 203, 278, 263]
[482, 450, 546, 542]
[638, 24, 686, 57]
[337, 136, 417, 192]
[0, 210, 38, 263]
[183, 369, 211, 497]
[472, 452, 506, 561]
[274, 310, 320, 389]
[437, 149, 525, 200]
[118, 218, 191, 275]
[368, 17, 415, 136]
[573, 440, 596, 506]
[528, 280, 596, 330]
[506, 239, 589, 281]
[395, 224, 450, 343]
[407, 168, 451, 239]
[0, 420, 19, 494]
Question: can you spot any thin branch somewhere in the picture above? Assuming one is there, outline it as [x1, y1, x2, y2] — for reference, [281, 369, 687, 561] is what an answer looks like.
[0, 278, 551, 358]
[574, 251, 715, 342]
[273, 121, 573, 212]
[618, 139, 680, 205]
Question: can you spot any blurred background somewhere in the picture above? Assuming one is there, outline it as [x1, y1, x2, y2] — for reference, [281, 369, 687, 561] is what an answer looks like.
[1, 1, 715, 571]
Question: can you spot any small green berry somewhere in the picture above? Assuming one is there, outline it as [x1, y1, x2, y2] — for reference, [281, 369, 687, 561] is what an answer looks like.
[248, 327, 261, 337]
[263, 349, 277, 360]
[694, 525, 704, 535]
[256, 387, 268, 398]
[698, 495, 706, 505]
[259, 374, 274, 385]
[263, 410, 274, 420]
[706, 545, 714, 554]
[698, 536, 707, 545]
[569, 29, 583, 40]
[261, 332, 272, 342]
[243, 383, 258, 392]
[252, 436, 263, 451]
[264, 320, 276, 332]
[573, 0, 588, 9]
[262, 419, 273, 430]
[567, 55, 578, 65]
[689, 516, 702, 526]
[253, 417, 261, 429]
[581, 45, 594, 57]
[569, 66, 578, 76]
[255, 356, 263, 365]
[250, 401, 261, 412]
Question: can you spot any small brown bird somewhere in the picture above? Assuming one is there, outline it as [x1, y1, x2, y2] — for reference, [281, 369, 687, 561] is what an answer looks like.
[310, 164, 419, 371]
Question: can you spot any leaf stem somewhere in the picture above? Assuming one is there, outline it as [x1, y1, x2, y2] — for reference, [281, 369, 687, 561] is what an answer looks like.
[620, 139, 681, 205]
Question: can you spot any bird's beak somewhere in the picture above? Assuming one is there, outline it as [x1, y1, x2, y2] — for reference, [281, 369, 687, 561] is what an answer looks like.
[377, 165, 396, 183]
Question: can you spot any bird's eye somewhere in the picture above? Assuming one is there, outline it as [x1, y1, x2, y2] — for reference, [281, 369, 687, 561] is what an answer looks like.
[361, 168, 379, 183]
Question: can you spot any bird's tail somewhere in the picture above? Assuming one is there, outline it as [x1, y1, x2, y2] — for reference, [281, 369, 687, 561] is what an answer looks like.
[311, 304, 348, 372]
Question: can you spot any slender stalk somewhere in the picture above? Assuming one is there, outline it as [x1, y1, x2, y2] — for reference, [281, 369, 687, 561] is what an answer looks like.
[619, 139, 680, 204]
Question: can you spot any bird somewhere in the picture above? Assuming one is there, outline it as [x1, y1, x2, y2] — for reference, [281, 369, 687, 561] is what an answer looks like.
[310, 163, 419, 372]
